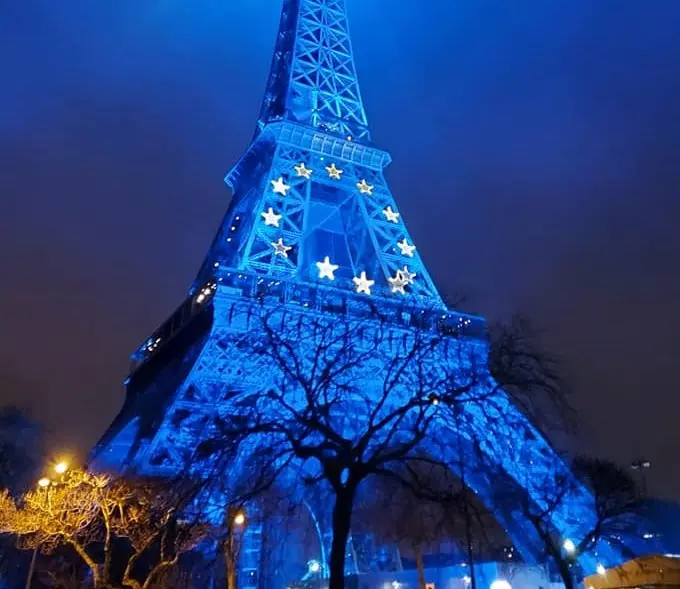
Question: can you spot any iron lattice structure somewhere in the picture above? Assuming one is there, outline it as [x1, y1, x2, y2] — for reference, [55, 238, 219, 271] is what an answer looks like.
[91, 1, 649, 586]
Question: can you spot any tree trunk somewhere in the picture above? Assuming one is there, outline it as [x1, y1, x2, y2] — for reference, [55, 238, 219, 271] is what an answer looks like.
[24, 546, 37, 589]
[555, 555, 574, 589]
[413, 543, 427, 589]
[539, 530, 574, 589]
[328, 489, 355, 589]
[462, 494, 477, 589]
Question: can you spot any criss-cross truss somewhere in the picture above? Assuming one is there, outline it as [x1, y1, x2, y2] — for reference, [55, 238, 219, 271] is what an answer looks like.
[258, 0, 370, 143]
[90, 2, 642, 588]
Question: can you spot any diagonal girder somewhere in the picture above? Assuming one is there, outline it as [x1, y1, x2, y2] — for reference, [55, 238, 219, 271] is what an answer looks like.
[257, 0, 370, 143]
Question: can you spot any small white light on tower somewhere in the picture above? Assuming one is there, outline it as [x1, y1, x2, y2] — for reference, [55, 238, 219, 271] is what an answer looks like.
[563, 539, 576, 554]
[597, 564, 606, 576]
[316, 256, 339, 280]
[271, 176, 291, 196]
[308, 560, 321, 574]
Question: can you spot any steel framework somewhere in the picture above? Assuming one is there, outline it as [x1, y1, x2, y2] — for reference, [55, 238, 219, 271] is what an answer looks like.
[91, 1, 648, 587]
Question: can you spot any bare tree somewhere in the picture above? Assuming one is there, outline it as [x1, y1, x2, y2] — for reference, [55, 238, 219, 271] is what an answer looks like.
[494, 456, 643, 589]
[0, 469, 206, 589]
[488, 313, 574, 436]
[209, 305, 504, 589]
[356, 463, 464, 589]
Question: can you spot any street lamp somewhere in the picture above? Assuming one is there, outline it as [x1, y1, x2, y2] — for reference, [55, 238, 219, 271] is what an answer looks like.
[28, 460, 70, 589]
[630, 459, 651, 496]
[233, 510, 246, 526]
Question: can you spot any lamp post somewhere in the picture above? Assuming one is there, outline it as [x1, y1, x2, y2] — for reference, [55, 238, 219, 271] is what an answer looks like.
[224, 506, 247, 589]
[630, 459, 651, 497]
[25, 461, 69, 589]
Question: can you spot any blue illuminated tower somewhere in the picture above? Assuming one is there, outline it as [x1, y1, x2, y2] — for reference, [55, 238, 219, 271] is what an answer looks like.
[92, 1, 636, 586]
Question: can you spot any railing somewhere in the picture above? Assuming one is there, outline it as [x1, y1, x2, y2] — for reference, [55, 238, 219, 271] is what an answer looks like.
[130, 268, 487, 372]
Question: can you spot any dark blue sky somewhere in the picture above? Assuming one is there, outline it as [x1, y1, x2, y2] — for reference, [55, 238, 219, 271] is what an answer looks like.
[1, 1, 679, 497]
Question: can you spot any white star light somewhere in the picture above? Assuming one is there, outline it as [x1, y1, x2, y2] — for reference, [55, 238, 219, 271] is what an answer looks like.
[353, 272, 375, 295]
[326, 163, 343, 180]
[356, 179, 374, 195]
[294, 163, 313, 179]
[316, 256, 339, 280]
[399, 266, 416, 284]
[383, 206, 400, 223]
[271, 238, 292, 258]
[388, 273, 407, 295]
[271, 177, 291, 196]
[261, 207, 282, 227]
[397, 238, 416, 257]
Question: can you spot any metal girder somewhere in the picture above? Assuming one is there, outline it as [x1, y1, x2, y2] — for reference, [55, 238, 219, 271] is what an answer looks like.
[258, 0, 370, 143]
[90, 1, 639, 587]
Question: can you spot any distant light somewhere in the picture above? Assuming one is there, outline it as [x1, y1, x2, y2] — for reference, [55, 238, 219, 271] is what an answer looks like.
[462, 576, 471, 585]
[490, 580, 512, 589]
[308, 560, 321, 574]
[643, 532, 654, 539]
[391, 582, 400, 589]
[563, 539, 576, 554]
[38, 478, 50, 488]
[597, 564, 606, 576]
[54, 461, 68, 474]
[233, 512, 246, 526]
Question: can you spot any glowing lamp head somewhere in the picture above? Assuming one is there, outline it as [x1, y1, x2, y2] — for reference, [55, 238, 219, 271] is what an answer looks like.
[308, 560, 321, 574]
[38, 477, 50, 488]
[54, 461, 68, 474]
[233, 511, 246, 526]
[490, 580, 512, 589]
[563, 539, 576, 554]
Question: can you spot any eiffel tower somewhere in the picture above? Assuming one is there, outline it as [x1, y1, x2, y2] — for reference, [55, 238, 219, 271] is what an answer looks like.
[93, 1, 626, 585]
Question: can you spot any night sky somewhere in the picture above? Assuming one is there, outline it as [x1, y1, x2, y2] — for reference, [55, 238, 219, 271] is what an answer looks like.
[1, 1, 679, 497]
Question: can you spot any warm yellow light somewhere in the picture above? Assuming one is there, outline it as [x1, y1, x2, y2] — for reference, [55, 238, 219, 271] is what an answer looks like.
[38, 478, 50, 488]
[54, 461, 68, 474]
[233, 511, 246, 526]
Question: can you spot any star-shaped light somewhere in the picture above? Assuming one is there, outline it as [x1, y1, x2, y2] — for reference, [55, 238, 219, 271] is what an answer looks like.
[388, 273, 408, 295]
[383, 206, 400, 223]
[399, 266, 417, 284]
[356, 179, 374, 195]
[271, 177, 291, 196]
[295, 163, 313, 179]
[353, 271, 375, 295]
[397, 238, 416, 258]
[261, 207, 282, 227]
[325, 163, 343, 180]
[316, 256, 339, 280]
[271, 238, 292, 258]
